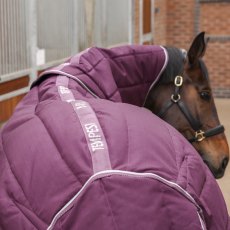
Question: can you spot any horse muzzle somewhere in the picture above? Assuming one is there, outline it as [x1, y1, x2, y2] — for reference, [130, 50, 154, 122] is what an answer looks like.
[204, 156, 229, 179]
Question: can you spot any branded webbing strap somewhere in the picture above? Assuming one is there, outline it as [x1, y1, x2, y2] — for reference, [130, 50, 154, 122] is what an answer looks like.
[56, 75, 111, 173]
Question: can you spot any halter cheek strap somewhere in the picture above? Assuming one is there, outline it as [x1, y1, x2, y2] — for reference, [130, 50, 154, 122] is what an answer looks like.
[157, 76, 225, 143]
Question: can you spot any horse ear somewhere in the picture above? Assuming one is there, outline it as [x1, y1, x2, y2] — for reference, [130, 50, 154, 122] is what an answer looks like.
[188, 32, 208, 65]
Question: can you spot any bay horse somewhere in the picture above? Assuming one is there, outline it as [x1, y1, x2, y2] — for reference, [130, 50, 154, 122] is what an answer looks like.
[144, 32, 229, 179]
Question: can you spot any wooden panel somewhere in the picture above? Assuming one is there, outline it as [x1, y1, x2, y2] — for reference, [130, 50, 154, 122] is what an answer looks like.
[143, 41, 153, 45]
[37, 70, 45, 76]
[0, 76, 29, 95]
[0, 70, 46, 124]
[143, 0, 151, 34]
[0, 94, 26, 123]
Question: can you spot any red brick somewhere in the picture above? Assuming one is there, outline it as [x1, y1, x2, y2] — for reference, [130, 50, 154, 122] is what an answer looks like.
[152, 0, 230, 98]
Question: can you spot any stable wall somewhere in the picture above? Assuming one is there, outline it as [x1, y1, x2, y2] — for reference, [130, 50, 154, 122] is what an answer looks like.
[153, 0, 230, 98]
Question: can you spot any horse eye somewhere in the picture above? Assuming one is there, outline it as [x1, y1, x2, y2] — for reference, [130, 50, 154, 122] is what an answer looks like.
[200, 91, 211, 101]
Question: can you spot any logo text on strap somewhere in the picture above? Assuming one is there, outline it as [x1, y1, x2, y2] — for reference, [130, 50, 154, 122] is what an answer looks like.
[85, 123, 105, 152]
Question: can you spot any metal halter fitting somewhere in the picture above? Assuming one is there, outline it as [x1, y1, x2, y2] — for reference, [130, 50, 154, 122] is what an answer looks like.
[157, 75, 225, 143]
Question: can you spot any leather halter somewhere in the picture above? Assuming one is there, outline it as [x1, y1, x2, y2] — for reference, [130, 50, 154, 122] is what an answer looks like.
[157, 75, 225, 143]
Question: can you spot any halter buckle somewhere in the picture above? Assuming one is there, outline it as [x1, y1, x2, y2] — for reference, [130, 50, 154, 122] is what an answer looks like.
[195, 130, 205, 142]
[171, 94, 181, 103]
[174, 76, 183, 87]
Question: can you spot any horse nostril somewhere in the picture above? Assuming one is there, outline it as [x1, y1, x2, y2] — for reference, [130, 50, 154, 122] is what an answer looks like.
[221, 157, 229, 171]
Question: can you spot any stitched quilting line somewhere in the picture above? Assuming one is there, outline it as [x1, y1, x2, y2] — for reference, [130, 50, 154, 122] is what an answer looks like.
[35, 113, 84, 186]
[98, 47, 164, 60]
[76, 47, 164, 72]
[122, 106, 130, 171]
[117, 81, 152, 90]
[165, 123, 191, 187]
[163, 123, 178, 170]
[100, 180, 119, 230]
[69, 64, 106, 99]
[81, 54, 157, 99]
[13, 199, 46, 229]
[1, 127, 48, 226]
[107, 88, 121, 101]
[164, 121, 189, 172]
[161, 182, 175, 229]
[46, 47, 165, 101]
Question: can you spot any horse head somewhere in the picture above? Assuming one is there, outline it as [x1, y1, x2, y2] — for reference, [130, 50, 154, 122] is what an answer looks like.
[144, 32, 229, 179]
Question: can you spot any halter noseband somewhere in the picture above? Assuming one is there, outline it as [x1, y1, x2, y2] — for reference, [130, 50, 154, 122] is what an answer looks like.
[157, 75, 225, 143]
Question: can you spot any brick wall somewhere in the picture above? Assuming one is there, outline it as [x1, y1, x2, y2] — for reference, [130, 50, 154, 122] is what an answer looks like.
[200, 2, 230, 98]
[134, 0, 140, 43]
[153, 0, 168, 45]
[200, 2, 230, 34]
[153, 0, 230, 98]
[166, 0, 196, 49]
[154, 0, 196, 49]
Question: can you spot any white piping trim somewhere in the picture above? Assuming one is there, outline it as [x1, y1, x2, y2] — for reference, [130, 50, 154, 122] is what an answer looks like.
[197, 211, 207, 230]
[143, 46, 169, 105]
[40, 70, 99, 99]
[47, 170, 206, 230]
